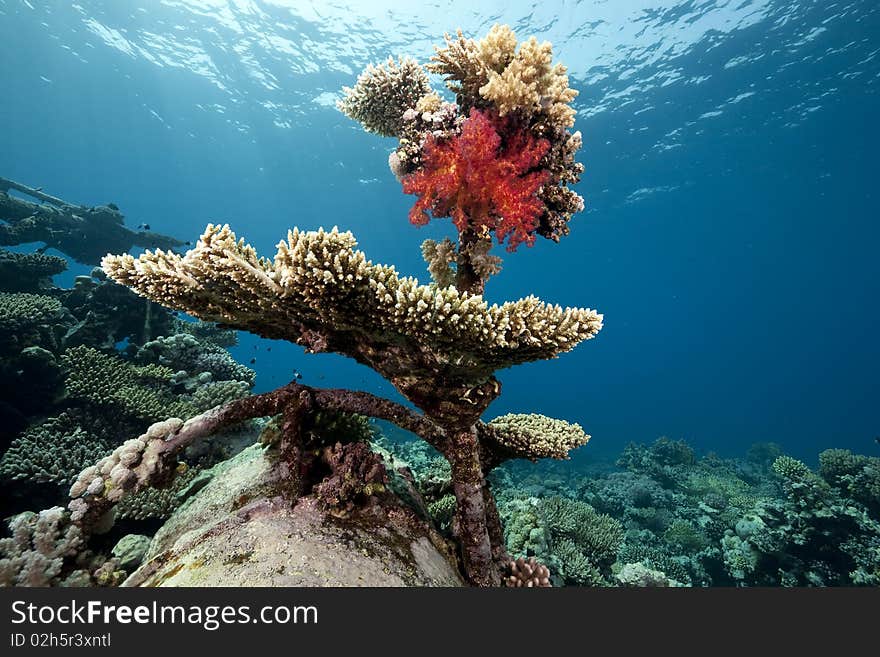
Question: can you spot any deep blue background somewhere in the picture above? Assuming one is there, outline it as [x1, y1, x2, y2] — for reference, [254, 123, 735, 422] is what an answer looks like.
[1, 0, 877, 463]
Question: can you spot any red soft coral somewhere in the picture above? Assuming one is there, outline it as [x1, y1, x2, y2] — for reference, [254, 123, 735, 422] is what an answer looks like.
[402, 108, 550, 251]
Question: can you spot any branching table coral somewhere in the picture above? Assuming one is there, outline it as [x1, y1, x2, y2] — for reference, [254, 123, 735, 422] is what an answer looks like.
[0, 176, 185, 266]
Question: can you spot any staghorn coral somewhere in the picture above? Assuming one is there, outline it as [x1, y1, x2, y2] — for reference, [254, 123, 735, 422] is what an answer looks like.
[553, 537, 608, 586]
[428, 24, 577, 128]
[537, 496, 624, 569]
[427, 28, 495, 102]
[337, 56, 431, 137]
[487, 413, 589, 461]
[403, 108, 551, 252]
[479, 36, 577, 128]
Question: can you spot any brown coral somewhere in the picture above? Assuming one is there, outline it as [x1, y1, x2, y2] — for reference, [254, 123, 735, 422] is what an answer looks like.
[505, 556, 552, 587]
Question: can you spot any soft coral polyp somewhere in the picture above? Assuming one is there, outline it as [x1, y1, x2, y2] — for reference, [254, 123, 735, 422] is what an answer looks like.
[402, 108, 550, 251]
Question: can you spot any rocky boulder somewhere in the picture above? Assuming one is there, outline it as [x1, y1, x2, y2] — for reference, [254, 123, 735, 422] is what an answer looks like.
[123, 443, 464, 586]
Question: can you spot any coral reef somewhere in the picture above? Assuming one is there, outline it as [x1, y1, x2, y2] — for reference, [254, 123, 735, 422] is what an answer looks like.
[0, 292, 65, 354]
[818, 448, 880, 519]
[3, 25, 596, 588]
[0, 412, 110, 485]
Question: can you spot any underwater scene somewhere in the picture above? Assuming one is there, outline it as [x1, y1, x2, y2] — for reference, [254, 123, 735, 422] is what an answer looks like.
[0, 0, 878, 588]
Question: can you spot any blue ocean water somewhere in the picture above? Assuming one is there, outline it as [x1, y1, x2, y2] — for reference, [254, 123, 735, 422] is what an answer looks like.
[1, 0, 877, 464]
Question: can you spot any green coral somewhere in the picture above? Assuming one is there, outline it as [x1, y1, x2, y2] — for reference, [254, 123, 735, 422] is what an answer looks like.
[663, 519, 709, 554]
[0, 249, 67, 292]
[116, 466, 201, 521]
[500, 497, 547, 558]
[188, 380, 251, 412]
[0, 291, 64, 352]
[554, 537, 607, 586]
[616, 543, 691, 585]
[537, 496, 624, 578]
[818, 449, 880, 519]
[427, 494, 457, 530]
[62, 345, 195, 424]
[0, 411, 112, 485]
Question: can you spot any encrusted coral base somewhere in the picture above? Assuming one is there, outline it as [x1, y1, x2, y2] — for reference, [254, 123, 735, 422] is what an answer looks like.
[125, 445, 463, 587]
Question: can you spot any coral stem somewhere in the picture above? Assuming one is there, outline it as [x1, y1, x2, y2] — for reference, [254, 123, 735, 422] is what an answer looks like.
[447, 425, 500, 586]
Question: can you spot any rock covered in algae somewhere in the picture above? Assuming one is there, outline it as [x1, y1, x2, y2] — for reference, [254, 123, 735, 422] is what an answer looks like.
[124, 444, 464, 587]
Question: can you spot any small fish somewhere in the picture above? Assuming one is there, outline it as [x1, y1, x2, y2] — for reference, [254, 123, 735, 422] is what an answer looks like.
[184, 241, 192, 246]
[266, 347, 271, 352]
[292, 369, 302, 380]
[137, 223, 151, 231]
[249, 358, 256, 364]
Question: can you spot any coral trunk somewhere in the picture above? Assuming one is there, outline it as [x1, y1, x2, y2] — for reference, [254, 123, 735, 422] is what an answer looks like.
[447, 425, 500, 586]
